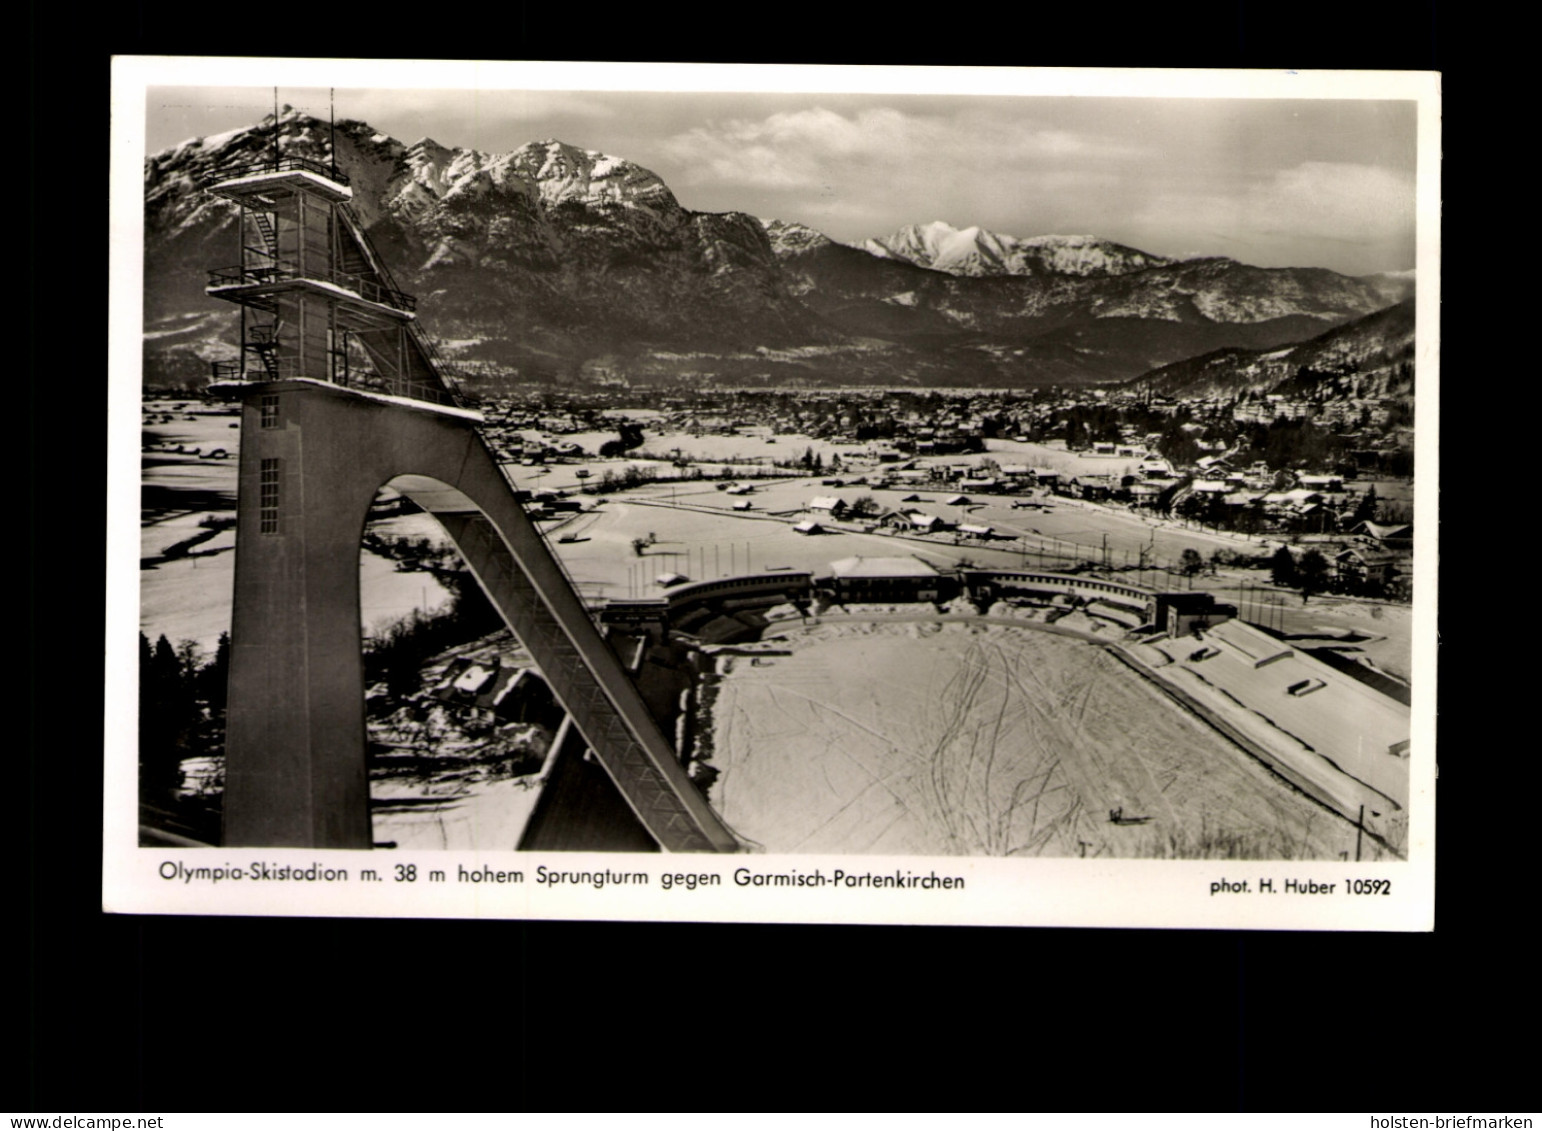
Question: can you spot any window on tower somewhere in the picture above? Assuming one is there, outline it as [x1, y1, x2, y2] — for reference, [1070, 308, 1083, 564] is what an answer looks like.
[260, 458, 281, 534]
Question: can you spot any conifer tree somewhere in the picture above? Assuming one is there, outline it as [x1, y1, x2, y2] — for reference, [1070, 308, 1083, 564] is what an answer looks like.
[1270, 545, 1297, 587]
[1353, 485, 1379, 525]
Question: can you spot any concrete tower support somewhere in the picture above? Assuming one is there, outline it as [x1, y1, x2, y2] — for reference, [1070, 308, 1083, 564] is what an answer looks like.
[222, 379, 739, 852]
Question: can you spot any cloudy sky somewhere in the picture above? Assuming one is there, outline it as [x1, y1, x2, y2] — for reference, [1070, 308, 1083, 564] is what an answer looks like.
[139, 65, 1424, 277]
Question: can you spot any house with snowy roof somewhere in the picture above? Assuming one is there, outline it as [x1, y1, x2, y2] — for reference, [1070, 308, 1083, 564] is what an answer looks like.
[1261, 489, 1325, 511]
[827, 556, 944, 602]
[1333, 547, 1403, 588]
[1351, 520, 1413, 549]
[1073, 476, 1117, 501]
[879, 509, 950, 533]
[807, 496, 847, 516]
[1298, 474, 1345, 492]
[432, 657, 560, 726]
[434, 657, 498, 702]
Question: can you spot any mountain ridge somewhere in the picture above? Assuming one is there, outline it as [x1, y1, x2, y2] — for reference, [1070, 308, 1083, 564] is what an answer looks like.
[862, 220, 1180, 278]
[1127, 297, 1416, 400]
[141, 112, 1417, 391]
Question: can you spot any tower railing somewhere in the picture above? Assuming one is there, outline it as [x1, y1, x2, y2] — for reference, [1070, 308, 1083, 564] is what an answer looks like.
[203, 156, 351, 188]
[206, 264, 418, 313]
[349, 370, 466, 407]
[409, 327, 466, 382]
[211, 358, 466, 408]
[337, 205, 410, 302]
[210, 357, 311, 383]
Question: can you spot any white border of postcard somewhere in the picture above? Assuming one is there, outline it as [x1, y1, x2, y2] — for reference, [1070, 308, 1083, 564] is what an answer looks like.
[106, 58, 1440, 930]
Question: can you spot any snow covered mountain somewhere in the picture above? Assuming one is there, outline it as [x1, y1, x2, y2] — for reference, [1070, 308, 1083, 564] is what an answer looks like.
[759, 217, 834, 256]
[394, 135, 678, 216]
[142, 111, 1417, 390]
[1131, 298, 1416, 399]
[764, 216, 1414, 383]
[143, 110, 828, 386]
[862, 221, 1177, 278]
[146, 115, 685, 253]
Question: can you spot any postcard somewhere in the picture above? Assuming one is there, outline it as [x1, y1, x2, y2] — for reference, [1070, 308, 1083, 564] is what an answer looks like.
[106, 58, 1438, 928]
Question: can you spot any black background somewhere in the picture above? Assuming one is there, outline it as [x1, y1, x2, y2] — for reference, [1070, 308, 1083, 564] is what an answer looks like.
[26, 1, 1487, 1113]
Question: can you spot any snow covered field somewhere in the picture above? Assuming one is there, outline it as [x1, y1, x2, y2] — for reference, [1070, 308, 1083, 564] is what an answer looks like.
[372, 767, 545, 851]
[139, 539, 455, 655]
[139, 436, 455, 656]
[706, 621, 1361, 859]
[983, 437, 1145, 478]
[501, 425, 875, 470]
[539, 499, 924, 600]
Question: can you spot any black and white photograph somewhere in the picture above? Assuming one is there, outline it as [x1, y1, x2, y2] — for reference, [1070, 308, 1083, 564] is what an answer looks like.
[106, 58, 1438, 928]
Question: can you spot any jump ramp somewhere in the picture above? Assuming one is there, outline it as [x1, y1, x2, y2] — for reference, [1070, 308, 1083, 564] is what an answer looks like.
[202, 155, 738, 852]
[221, 380, 741, 852]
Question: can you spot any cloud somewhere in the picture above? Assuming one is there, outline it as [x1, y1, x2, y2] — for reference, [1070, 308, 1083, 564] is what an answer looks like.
[660, 105, 1137, 191]
[339, 89, 620, 137]
[1250, 161, 1416, 241]
[1121, 160, 1417, 271]
[655, 106, 1416, 272]
[1145, 161, 1415, 245]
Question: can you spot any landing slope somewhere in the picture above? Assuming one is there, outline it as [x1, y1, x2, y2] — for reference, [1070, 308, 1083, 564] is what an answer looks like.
[707, 622, 1359, 858]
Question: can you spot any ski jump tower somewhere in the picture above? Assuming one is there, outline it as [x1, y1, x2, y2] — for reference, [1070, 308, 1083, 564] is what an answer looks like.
[202, 154, 739, 853]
